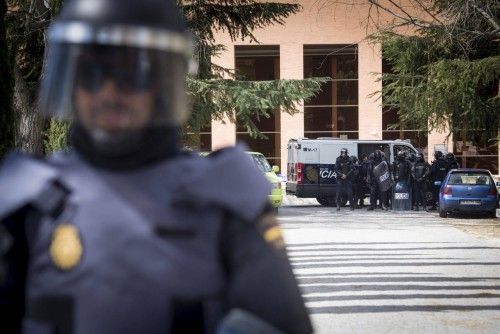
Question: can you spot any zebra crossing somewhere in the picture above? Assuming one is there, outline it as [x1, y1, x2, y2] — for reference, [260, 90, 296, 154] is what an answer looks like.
[279, 206, 500, 333]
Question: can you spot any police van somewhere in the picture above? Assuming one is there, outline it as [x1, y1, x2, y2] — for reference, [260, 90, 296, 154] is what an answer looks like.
[286, 138, 419, 204]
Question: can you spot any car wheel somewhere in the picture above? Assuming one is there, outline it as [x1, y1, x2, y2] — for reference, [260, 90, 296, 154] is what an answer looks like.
[326, 197, 337, 207]
[425, 191, 434, 205]
[316, 197, 329, 206]
[439, 208, 447, 218]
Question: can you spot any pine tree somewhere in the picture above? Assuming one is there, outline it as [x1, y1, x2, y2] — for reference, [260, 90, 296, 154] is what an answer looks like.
[364, 0, 500, 139]
[181, 0, 324, 143]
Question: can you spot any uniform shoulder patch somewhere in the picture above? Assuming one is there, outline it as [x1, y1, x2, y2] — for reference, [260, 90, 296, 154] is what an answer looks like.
[257, 214, 285, 250]
[50, 224, 83, 271]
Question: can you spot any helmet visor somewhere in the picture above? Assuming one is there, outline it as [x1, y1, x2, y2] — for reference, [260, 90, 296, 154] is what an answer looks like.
[39, 43, 189, 131]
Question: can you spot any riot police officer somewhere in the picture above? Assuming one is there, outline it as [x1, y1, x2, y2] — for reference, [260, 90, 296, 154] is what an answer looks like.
[445, 152, 460, 170]
[350, 156, 364, 209]
[335, 148, 355, 210]
[406, 152, 417, 208]
[0, 1, 312, 333]
[412, 153, 431, 211]
[358, 154, 370, 208]
[392, 151, 412, 210]
[430, 151, 449, 209]
[367, 150, 391, 211]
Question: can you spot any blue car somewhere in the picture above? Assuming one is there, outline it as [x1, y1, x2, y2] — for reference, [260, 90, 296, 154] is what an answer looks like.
[439, 169, 499, 218]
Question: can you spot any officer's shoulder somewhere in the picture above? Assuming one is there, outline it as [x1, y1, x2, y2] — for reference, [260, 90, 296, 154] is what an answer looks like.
[179, 146, 271, 223]
[0, 151, 64, 220]
[202, 146, 259, 173]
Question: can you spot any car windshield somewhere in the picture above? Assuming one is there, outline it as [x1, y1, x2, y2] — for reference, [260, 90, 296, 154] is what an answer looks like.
[249, 154, 272, 173]
[448, 172, 492, 185]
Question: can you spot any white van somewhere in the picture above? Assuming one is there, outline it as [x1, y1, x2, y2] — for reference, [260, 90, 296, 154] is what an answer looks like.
[286, 138, 419, 201]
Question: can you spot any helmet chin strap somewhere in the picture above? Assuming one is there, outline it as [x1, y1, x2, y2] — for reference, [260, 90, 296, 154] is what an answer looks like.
[70, 122, 181, 170]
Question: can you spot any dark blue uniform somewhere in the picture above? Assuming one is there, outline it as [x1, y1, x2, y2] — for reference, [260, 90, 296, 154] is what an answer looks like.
[367, 153, 389, 210]
[335, 155, 354, 210]
[412, 158, 431, 211]
[0, 148, 312, 334]
[430, 157, 449, 208]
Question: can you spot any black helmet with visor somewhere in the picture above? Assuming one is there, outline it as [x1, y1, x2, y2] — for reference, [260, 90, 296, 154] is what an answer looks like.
[39, 0, 195, 168]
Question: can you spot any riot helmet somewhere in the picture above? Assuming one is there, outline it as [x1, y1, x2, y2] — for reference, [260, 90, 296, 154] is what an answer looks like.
[350, 156, 358, 164]
[416, 152, 425, 163]
[374, 150, 382, 162]
[445, 152, 456, 162]
[340, 148, 348, 157]
[396, 150, 406, 161]
[39, 0, 195, 168]
[434, 151, 444, 160]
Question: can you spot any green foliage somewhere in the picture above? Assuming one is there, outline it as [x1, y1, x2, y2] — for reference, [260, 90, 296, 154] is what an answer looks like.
[182, 0, 300, 45]
[374, 0, 500, 138]
[44, 119, 69, 153]
[187, 77, 327, 137]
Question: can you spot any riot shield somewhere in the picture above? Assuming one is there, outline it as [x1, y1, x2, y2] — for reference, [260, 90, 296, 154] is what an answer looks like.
[373, 161, 393, 192]
[392, 180, 412, 211]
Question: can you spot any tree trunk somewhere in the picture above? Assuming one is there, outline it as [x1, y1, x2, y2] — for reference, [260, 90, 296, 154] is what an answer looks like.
[13, 66, 45, 155]
[0, 0, 15, 157]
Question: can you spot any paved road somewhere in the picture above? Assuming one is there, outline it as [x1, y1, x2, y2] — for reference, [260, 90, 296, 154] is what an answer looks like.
[278, 202, 500, 334]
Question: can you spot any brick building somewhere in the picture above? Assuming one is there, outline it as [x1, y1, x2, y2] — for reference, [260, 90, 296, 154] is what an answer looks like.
[198, 0, 499, 174]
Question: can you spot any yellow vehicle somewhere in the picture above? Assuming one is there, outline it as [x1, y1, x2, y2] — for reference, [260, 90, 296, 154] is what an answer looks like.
[246, 152, 283, 210]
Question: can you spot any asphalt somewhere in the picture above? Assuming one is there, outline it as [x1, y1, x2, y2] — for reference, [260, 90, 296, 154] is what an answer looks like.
[278, 199, 500, 334]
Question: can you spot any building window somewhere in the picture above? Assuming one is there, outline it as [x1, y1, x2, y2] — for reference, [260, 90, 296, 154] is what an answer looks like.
[235, 45, 281, 167]
[381, 58, 428, 155]
[453, 129, 498, 174]
[303, 45, 359, 139]
[184, 124, 212, 152]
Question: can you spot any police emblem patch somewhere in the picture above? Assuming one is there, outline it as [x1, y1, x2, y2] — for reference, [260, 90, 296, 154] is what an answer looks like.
[50, 224, 83, 270]
[258, 214, 285, 250]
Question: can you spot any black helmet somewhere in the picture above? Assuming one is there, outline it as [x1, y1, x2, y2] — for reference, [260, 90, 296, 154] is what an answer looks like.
[350, 156, 358, 164]
[39, 0, 194, 168]
[416, 152, 425, 163]
[374, 150, 382, 161]
[340, 148, 348, 156]
[445, 152, 455, 161]
[434, 151, 444, 160]
[396, 150, 406, 160]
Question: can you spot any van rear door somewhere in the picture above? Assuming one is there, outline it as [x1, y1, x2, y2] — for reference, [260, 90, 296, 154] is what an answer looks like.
[299, 142, 320, 194]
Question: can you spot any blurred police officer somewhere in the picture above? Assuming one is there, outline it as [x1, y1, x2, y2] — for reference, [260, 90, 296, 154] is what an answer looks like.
[335, 148, 355, 211]
[430, 151, 449, 209]
[412, 153, 431, 211]
[445, 152, 460, 170]
[0, 1, 312, 333]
